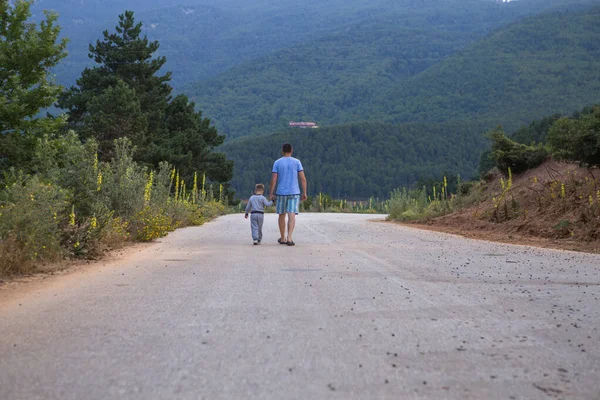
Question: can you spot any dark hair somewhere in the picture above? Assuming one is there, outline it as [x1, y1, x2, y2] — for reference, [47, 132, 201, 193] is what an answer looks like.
[255, 183, 265, 192]
[282, 143, 293, 153]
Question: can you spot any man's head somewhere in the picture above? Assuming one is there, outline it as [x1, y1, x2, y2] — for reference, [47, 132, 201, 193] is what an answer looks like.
[282, 143, 293, 155]
[255, 183, 265, 195]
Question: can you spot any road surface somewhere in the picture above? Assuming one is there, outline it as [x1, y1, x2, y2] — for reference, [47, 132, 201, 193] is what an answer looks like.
[1, 214, 600, 399]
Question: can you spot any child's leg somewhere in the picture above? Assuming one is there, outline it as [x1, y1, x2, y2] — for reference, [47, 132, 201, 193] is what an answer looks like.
[257, 214, 264, 241]
[250, 215, 260, 241]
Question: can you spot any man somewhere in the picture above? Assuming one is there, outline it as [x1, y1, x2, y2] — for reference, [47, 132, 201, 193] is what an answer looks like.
[269, 143, 307, 246]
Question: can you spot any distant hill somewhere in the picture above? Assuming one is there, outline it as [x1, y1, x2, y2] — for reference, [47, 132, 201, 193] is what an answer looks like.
[188, 4, 600, 138]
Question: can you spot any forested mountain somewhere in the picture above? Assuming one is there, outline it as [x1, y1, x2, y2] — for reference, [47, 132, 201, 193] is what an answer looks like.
[382, 7, 600, 131]
[32, 0, 595, 87]
[188, 4, 600, 138]
[187, 21, 486, 138]
[221, 121, 490, 198]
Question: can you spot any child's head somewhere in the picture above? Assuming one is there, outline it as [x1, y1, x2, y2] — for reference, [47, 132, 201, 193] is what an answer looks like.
[255, 183, 265, 195]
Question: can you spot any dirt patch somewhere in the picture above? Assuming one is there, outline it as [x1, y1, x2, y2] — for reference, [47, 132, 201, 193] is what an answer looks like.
[398, 222, 599, 254]
[397, 160, 600, 254]
[0, 242, 152, 307]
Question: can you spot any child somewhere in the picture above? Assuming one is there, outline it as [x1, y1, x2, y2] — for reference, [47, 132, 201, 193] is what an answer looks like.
[245, 184, 273, 245]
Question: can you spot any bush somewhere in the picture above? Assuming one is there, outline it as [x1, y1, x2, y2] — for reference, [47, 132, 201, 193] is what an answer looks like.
[0, 174, 68, 275]
[547, 106, 600, 166]
[488, 127, 549, 174]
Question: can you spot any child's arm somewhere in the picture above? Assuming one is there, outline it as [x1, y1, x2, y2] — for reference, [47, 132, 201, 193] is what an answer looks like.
[263, 196, 274, 207]
[244, 198, 252, 218]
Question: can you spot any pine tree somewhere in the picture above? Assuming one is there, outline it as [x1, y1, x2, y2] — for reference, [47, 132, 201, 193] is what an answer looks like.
[58, 10, 171, 158]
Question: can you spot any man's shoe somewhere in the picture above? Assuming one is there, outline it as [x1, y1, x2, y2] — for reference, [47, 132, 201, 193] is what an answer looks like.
[253, 240, 258, 245]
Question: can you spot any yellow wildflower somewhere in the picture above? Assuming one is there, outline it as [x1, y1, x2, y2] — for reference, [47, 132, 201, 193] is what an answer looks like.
[97, 171, 103, 192]
[69, 205, 76, 226]
[144, 172, 154, 205]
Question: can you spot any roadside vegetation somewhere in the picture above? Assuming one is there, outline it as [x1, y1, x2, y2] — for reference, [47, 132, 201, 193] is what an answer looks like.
[0, 2, 232, 276]
[388, 105, 600, 246]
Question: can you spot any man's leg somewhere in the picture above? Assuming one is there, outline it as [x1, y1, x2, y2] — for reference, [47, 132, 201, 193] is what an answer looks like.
[286, 212, 296, 242]
[278, 214, 287, 241]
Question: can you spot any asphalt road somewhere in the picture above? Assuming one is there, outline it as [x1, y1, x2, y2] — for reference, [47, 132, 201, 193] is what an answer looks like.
[1, 213, 600, 399]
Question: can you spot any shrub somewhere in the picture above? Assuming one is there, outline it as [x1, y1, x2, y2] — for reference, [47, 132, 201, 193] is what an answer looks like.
[0, 174, 68, 275]
[488, 127, 549, 174]
[100, 138, 147, 219]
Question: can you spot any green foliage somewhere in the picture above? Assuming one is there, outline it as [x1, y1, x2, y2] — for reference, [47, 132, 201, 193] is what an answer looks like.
[80, 81, 148, 158]
[547, 106, 600, 166]
[0, 0, 68, 170]
[488, 127, 549, 174]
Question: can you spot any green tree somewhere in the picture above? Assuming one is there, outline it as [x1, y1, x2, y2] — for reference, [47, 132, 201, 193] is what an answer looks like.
[58, 10, 233, 186]
[488, 127, 549, 174]
[57, 10, 171, 158]
[0, 0, 68, 170]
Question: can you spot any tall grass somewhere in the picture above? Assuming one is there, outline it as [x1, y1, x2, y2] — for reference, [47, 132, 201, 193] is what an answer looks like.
[387, 176, 481, 221]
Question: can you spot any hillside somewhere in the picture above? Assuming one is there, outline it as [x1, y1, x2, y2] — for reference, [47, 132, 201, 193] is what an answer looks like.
[188, 4, 600, 138]
[220, 121, 490, 199]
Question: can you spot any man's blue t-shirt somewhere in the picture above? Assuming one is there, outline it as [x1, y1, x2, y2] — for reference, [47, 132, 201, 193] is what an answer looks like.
[272, 156, 303, 196]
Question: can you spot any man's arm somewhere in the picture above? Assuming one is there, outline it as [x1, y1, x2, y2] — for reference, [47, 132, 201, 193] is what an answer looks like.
[299, 171, 307, 201]
[269, 172, 278, 201]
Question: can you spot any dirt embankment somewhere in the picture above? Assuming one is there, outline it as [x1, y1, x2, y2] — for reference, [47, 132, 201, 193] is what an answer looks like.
[405, 160, 600, 254]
